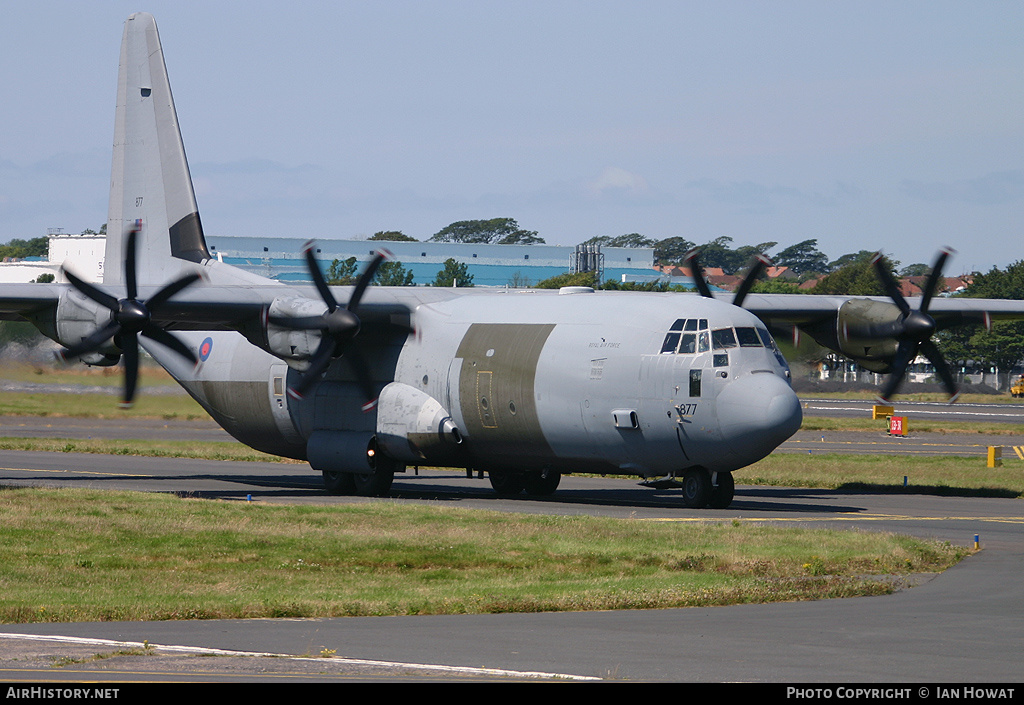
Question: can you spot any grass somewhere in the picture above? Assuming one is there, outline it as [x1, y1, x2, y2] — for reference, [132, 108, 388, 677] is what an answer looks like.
[798, 390, 1024, 404]
[0, 391, 209, 420]
[2, 361, 178, 387]
[800, 415, 1024, 436]
[737, 453, 1024, 497]
[0, 437, 299, 463]
[0, 487, 969, 623]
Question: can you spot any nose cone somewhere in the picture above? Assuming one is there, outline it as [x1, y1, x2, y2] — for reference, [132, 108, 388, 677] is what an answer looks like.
[715, 372, 802, 468]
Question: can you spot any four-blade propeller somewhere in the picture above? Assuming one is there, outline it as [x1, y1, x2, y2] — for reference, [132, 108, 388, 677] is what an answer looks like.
[267, 243, 388, 408]
[56, 227, 201, 408]
[849, 248, 959, 402]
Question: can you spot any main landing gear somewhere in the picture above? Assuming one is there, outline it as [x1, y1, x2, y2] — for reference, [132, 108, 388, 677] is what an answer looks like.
[681, 468, 734, 509]
[321, 452, 401, 498]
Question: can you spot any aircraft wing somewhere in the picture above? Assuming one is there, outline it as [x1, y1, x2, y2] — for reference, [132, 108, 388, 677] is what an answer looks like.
[0, 284, 65, 321]
[738, 292, 1024, 327]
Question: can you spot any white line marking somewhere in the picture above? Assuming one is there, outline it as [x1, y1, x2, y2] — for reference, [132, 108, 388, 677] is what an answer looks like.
[0, 632, 601, 681]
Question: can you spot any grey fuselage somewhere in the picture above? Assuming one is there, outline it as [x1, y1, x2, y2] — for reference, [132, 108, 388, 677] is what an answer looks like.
[150, 288, 802, 479]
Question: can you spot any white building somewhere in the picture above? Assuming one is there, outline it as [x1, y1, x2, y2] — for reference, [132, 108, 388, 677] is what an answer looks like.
[0, 231, 105, 284]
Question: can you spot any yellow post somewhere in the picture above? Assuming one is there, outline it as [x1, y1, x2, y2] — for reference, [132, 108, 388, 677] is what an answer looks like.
[987, 446, 1002, 468]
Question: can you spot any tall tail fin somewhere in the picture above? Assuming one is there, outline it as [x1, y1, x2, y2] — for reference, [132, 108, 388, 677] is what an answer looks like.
[105, 12, 210, 286]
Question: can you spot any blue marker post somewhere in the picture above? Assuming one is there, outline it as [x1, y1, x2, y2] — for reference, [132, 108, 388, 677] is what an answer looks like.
[974, 534, 980, 549]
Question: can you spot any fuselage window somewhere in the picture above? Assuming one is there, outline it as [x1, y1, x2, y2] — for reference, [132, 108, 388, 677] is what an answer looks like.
[735, 327, 763, 347]
[698, 330, 710, 352]
[689, 368, 702, 397]
[711, 328, 737, 350]
[683, 318, 698, 331]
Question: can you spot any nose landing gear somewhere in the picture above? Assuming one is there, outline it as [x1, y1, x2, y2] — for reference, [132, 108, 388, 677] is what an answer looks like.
[681, 467, 735, 509]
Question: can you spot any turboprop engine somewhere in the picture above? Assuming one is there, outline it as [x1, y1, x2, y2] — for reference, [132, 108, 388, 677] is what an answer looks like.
[260, 295, 328, 370]
[52, 287, 122, 366]
[833, 298, 902, 373]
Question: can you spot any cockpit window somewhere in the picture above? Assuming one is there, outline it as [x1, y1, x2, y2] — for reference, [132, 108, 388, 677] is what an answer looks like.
[660, 319, 723, 354]
[711, 328, 737, 350]
[660, 332, 681, 354]
[678, 333, 697, 354]
[735, 327, 763, 347]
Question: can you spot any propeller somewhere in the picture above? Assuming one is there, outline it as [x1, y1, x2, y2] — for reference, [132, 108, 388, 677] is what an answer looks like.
[846, 248, 959, 402]
[683, 248, 771, 307]
[56, 227, 202, 408]
[268, 243, 387, 408]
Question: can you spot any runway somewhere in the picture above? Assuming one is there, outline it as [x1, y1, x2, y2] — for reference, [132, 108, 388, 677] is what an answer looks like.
[0, 443, 1022, 682]
[801, 397, 1024, 424]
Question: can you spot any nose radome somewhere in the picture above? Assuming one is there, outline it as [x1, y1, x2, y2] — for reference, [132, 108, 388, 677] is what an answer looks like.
[715, 372, 802, 465]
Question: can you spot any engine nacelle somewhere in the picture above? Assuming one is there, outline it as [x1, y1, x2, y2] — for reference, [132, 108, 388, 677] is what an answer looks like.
[834, 298, 901, 373]
[376, 382, 463, 464]
[262, 296, 326, 371]
[53, 288, 121, 366]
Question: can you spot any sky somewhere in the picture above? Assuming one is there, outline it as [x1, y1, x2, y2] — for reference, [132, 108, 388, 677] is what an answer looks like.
[1, 1, 1021, 274]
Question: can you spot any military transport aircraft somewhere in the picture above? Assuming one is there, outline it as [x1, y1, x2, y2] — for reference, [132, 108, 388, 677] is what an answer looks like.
[2, 13, 1023, 509]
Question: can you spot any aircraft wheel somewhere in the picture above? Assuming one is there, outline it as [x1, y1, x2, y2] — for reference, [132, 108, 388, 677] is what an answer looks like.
[708, 472, 735, 509]
[322, 470, 356, 495]
[523, 470, 561, 496]
[489, 471, 525, 496]
[681, 467, 712, 508]
[354, 466, 395, 497]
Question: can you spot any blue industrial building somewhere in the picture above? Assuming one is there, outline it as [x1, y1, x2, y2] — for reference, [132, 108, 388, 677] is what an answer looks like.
[204, 237, 657, 287]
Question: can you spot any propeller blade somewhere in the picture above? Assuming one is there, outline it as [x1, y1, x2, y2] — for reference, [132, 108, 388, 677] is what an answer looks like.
[683, 248, 714, 299]
[348, 251, 388, 312]
[919, 338, 959, 401]
[732, 254, 771, 308]
[63, 270, 119, 312]
[141, 324, 199, 365]
[56, 319, 122, 362]
[870, 252, 910, 317]
[304, 243, 339, 312]
[919, 247, 954, 314]
[120, 332, 140, 408]
[877, 341, 917, 402]
[146, 272, 202, 313]
[125, 228, 139, 301]
[267, 314, 331, 331]
[287, 337, 337, 399]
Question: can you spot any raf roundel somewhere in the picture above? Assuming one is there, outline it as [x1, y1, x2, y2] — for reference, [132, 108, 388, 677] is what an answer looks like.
[199, 337, 213, 361]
